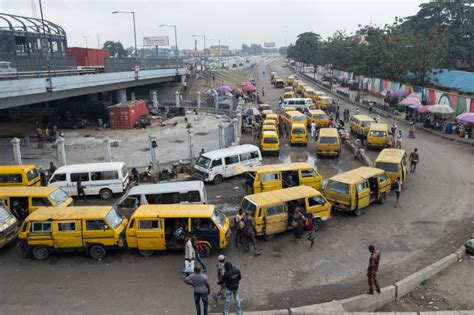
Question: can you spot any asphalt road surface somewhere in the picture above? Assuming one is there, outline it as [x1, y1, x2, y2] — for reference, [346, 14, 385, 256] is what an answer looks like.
[1, 58, 473, 314]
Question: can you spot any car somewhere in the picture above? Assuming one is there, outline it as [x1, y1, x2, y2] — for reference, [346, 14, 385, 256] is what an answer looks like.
[232, 64, 237, 68]
[239, 63, 243, 66]
[245, 60, 250, 63]
[53, 117, 87, 129]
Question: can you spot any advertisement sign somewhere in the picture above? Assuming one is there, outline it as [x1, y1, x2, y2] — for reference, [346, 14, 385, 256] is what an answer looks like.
[263, 42, 276, 48]
[143, 36, 169, 46]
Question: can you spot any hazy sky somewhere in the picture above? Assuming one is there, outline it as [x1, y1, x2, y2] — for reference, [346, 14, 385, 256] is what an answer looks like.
[1, 0, 425, 50]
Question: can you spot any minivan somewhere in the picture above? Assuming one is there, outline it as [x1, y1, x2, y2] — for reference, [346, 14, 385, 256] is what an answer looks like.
[0, 202, 19, 248]
[350, 115, 375, 136]
[316, 128, 341, 157]
[0, 186, 73, 220]
[290, 123, 308, 145]
[307, 109, 329, 128]
[0, 165, 41, 187]
[260, 131, 280, 156]
[281, 98, 314, 111]
[324, 167, 391, 216]
[374, 149, 408, 185]
[367, 123, 389, 149]
[48, 162, 129, 200]
[192, 144, 262, 184]
[116, 181, 208, 215]
[18, 206, 128, 260]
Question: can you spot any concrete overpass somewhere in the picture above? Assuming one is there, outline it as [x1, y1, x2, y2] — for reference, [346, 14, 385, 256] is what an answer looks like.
[0, 67, 187, 109]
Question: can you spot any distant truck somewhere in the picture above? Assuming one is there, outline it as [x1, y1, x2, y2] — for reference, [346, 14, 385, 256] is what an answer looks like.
[66, 47, 110, 68]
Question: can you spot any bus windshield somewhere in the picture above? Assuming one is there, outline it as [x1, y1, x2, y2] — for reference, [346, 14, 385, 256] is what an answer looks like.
[211, 209, 226, 229]
[240, 198, 257, 216]
[326, 180, 350, 194]
[105, 207, 125, 229]
[375, 162, 399, 173]
[195, 156, 211, 169]
[49, 189, 69, 206]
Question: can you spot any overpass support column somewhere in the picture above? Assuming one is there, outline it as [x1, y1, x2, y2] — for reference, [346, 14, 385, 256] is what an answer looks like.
[175, 91, 180, 108]
[103, 137, 112, 162]
[114, 89, 127, 104]
[57, 137, 67, 166]
[196, 92, 201, 111]
[11, 138, 22, 165]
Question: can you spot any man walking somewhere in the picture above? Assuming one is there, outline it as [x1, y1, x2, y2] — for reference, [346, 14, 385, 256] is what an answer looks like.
[395, 129, 402, 149]
[394, 176, 402, 208]
[409, 148, 419, 173]
[219, 261, 242, 315]
[261, 87, 265, 97]
[310, 121, 316, 139]
[184, 265, 211, 315]
[242, 212, 258, 254]
[76, 177, 86, 202]
[367, 244, 381, 295]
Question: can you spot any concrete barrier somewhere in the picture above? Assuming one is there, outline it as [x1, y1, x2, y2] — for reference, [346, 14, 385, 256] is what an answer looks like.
[454, 245, 466, 260]
[419, 312, 474, 315]
[339, 285, 397, 312]
[244, 310, 289, 314]
[394, 254, 457, 298]
[290, 300, 344, 314]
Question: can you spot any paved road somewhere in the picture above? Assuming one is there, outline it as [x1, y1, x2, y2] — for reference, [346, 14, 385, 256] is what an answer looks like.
[1, 57, 472, 314]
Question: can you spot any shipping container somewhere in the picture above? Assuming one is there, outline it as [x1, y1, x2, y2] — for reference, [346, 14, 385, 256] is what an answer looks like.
[108, 100, 147, 129]
[66, 47, 110, 67]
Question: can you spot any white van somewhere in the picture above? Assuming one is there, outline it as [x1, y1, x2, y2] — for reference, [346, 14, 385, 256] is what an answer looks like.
[282, 98, 315, 111]
[115, 181, 207, 214]
[48, 162, 129, 200]
[192, 144, 262, 184]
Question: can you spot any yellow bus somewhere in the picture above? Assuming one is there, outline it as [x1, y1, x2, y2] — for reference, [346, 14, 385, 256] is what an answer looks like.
[316, 128, 341, 157]
[0, 165, 41, 187]
[374, 149, 408, 185]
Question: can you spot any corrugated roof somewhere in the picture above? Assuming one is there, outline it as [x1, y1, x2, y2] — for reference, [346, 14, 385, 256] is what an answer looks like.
[427, 70, 474, 94]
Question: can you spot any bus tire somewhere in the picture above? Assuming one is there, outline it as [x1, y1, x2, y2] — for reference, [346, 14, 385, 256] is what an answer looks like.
[89, 244, 107, 260]
[138, 250, 154, 257]
[32, 246, 49, 260]
[379, 192, 386, 204]
[212, 175, 223, 185]
[198, 243, 211, 258]
[99, 188, 113, 200]
[353, 208, 363, 216]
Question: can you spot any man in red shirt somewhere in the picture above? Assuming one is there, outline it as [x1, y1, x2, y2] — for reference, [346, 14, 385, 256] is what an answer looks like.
[367, 244, 381, 294]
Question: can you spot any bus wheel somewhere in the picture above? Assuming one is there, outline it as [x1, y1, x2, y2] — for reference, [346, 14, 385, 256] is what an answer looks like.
[32, 246, 49, 260]
[353, 208, 363, 216]
[212, 175, 223, 185]
[379, 192, 386, 204]
[89, 244, 107, 260]
[138, 250, 154, 257]
[264, 234, 276, 241]
[99, 188, 113, 200]
[198, 243, 211, 258]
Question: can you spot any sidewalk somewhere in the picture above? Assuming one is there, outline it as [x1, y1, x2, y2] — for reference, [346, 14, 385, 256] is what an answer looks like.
[0, 113, 230, 168]
[302, 72, 474, 147]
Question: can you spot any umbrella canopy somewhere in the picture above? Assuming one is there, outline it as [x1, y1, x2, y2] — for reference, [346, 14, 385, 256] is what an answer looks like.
[240, 81, 253, 87]
[233, 88, 243, 94]
[408, 103, 422, 110]
[456, 112, 474, 124]
[243, 107, 260, 116]
[380, 89, 393, 96]
[391, 90, 408, 98]
[215, 85, 233, 94]
[406, 92, 422, 100]
[400, 97, 421, 106]
[428, 104, 454, 115]
[243, 84, 257, 92]
[418, 105, 433, 114]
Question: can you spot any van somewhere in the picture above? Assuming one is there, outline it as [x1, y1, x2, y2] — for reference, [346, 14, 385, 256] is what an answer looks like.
[283, 111, 307, 127]
[350, 115, 375, 136]
[116, 181, 208, 215]
[367, 123, 389, 149]
[261, 131, 280, 156]
[317, 128, 341, 157]
[292, 80, 301, 89]
[284, 87, 294, 93]
[284, 91, 296, 99]
[266, 113, 279, 123]
[324, 167, 391, 216]
[0, 165, 41, 187]
[238, 162, 323, 193]
[374, 149, 408, 185]
[0, 187, 73, 220]
[281, 98, 314, 111]
[290, 123, 308, 145]
[316, 96, 333, 110]
[296, 82, 308, 94]
[303, 88, 318, 100]
[262, 124, 278, 133]
[261, 109, 273, 119]
[307, 109, 329, 128]
[307, 91, 325, 103]
[239, 186, 331, 240]
[192, 144, 262, 184]
[287, 75, 298, 85]
[275, 78, 285, 88]
[126, 204, 230, 257]
[18, 206, 128, 260]
[262, 119, 277, 128]
[48, 162, 129, 200]
[0, 202, 19, 248]
[271, 75, 281, 85]
[270, 72, 278, 80]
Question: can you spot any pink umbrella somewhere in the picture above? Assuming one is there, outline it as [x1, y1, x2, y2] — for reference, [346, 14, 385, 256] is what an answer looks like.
[243, 84, 256, 92]
[240, 81, 253, 87]
[400, 97, 421, 106]
[456, 112, 474, 124]
[418, 105, 433, 114]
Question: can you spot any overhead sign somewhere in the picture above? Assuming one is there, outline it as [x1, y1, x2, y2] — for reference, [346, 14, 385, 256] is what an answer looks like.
[264, 42, 276, 48]
[143, 36, 169, 46]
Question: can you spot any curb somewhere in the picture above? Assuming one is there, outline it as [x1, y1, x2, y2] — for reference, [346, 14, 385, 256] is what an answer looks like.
[298, 72, 474, 147]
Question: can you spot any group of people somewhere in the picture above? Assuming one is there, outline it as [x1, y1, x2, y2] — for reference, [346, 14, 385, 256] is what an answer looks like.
[35, 121, 60, 143]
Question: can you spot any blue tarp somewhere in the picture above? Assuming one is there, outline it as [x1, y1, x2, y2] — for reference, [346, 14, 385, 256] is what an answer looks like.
[427, 70, 474, 94]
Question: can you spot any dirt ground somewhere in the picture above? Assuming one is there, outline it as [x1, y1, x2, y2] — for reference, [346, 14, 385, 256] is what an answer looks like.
[380, 255, 474, 312]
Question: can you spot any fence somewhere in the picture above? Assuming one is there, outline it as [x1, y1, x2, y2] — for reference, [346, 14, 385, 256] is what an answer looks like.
[104, 57, 184, 73]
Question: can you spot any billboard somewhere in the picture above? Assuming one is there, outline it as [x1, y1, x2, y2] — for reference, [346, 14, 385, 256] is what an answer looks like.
[264, 42, 276, 48]
[143, 36, 169, 46]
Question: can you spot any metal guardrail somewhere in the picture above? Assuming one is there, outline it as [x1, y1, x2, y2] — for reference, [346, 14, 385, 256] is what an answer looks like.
[0, 69, 98, 80]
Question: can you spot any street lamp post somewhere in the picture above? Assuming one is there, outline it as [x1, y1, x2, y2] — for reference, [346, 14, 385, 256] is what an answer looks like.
[38, 0, 52, 92]
[192, 34, 206, 55]
[160, 24, 179, 71]
[209, 38, 221, 65]
[112, 11, 138, 62]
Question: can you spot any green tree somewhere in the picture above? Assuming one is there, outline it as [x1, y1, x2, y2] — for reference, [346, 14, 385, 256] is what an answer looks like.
[102, 41, 128, 58]
[287, 32, 323, 66]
